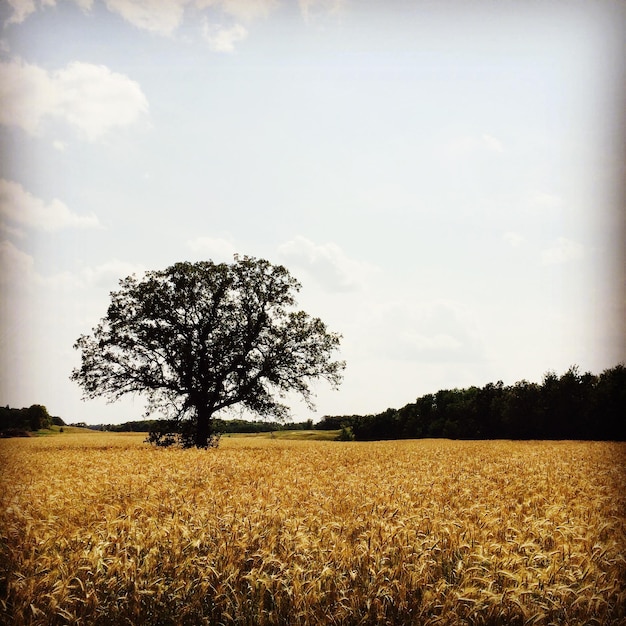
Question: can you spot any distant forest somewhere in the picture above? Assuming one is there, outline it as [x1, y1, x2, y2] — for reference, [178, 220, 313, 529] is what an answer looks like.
[318, 364, 626, 441]
[81, 418, 315, 434]
[0, 405, 65, 436]
[3, 364, 624, 441]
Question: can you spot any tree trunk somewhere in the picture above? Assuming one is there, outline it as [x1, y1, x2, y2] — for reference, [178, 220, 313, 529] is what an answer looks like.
[195, 406, 213, 448]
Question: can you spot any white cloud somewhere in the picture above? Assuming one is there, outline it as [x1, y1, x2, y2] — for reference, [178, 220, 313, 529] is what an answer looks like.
[0, 241, 86, 294]
[530, 192, 563, 212]
[80, 259, 146, 288]
[53, 61, 150, 140]
[0, 179, 101, 232]
[104, 0, 188, 36]
[503, 231, 525, 248]
[3, 0, 335, 47]
[0, 59, 149, 141]
[278, 236, 377, 293]
[1, 247, 146, 297]
[0, 240, 143, 294]
[0, 221, 25, 239]
[480, 133, 504, 154]
[0, 240, 36, 289]
[187, 236, 238, 261]
[541, 237, 585, 265]
[196, 0, 278, 21]
[5, 0, 38, 25]
[298, 0, 345, 21]
[4, 0, 274, 39]
[363, 300, 484, 363]
[0, 59, 56, 135]
[2, 0, 332, 56]
[444, 133, 505, 159]
[202, 20, 248, 52]
[41, 270, 85, 292]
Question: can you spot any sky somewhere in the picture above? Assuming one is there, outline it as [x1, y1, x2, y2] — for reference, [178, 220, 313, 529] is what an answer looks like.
[0, 0, 625, 425]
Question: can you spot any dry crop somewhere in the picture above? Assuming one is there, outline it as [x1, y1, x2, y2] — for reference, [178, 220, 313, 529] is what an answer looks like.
[1, 434, 625, 625]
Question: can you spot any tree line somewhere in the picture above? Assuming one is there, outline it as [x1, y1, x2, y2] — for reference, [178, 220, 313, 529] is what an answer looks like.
[82, 418, 316, 434]
[0, 405, 65, 437]
[4, 364, 624, 441]
[316, 364, 626, 441]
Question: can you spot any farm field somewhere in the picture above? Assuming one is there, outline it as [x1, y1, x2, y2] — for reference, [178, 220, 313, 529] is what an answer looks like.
[1, 434, 625, 625]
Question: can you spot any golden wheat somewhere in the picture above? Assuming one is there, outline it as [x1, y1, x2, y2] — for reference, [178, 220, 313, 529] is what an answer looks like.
[1, 434, 625, 625]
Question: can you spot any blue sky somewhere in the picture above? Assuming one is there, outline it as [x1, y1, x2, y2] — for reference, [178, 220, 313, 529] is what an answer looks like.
[1, 0, 624, 424]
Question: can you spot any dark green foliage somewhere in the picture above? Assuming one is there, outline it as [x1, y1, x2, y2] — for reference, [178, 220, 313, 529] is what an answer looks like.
[84, 419, 163, 432]
[214, 418, 312, 434]
[0, 404, 52, 435]
[85, 418, 316, 433]
[337, 425, 355, 441]
[315, 415, 361, 430]
[26, 405, 52, 430]
[338, 364, 626, 441]
[144, 419, 220, 448]
[71, 256, 344, 448]
[0, 428, 31, 438]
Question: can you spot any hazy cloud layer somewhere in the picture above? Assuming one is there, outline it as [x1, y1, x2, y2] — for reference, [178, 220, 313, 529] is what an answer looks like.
[0, 59, 149, 140]
[503, 231, 525, 248]
[0, 239, 36, 289]
[0, 179, 101, 232]
[298, 0, 345, 21]
[196, 0, 278, 21]
[5, 0, 45, 25]
[187, 236, 238, 261]
[80, 259, 146, 288]
[0, 241, 145, 295]
[202, 21, 248, 52]
[0, 243, 82, 303]
[104, 0, 187, 35]
[278, 236, 377, 293]
[542, 237, 585, 265]
[531, 192, 563, 212]
[443, 133, 505, 159]
[364, 300, 485, 364]
[4, 0, 331, 50]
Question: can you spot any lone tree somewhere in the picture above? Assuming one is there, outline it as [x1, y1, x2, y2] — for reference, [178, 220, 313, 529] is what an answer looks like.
[71, 256, 345, 448]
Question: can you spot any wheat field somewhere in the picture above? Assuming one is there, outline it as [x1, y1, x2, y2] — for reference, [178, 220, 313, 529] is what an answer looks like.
[1, 434, 625, 625]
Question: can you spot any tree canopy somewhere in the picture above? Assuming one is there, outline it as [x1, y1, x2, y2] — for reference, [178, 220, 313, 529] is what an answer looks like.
[0, 404, 55, 436]
[71, 256, 345, 447]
